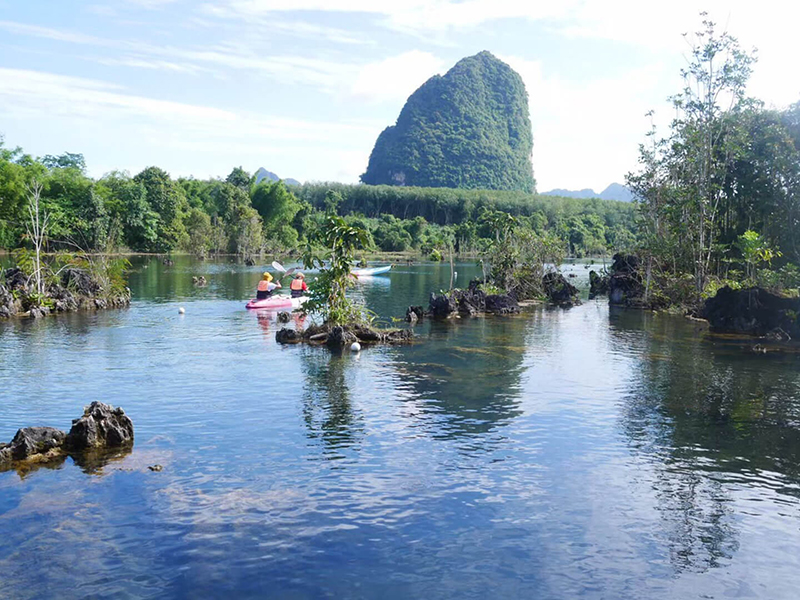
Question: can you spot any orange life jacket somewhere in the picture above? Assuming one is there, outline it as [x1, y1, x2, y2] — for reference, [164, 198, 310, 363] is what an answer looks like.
[257, 280, 271, 292]
[290, 279, 304, 291]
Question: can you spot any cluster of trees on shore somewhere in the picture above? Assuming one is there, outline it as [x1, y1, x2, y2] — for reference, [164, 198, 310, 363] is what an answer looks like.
[0, 144, 637, 260]
[627, 15, 800, 303]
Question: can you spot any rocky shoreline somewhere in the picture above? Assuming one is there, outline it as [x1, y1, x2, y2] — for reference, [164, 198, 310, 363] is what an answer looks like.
[0, 266, 130, 319]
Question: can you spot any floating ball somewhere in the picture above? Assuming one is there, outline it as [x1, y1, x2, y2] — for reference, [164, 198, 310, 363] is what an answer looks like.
[350, 342, 361, 353]
[178, 307, 185, 314]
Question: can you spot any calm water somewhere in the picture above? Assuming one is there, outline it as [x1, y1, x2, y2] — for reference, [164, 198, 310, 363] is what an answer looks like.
[1, 257, 800, 599]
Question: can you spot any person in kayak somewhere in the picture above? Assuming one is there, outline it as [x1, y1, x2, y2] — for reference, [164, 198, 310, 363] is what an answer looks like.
[289, 272, 308, 298]
[256, 272, 281, 300]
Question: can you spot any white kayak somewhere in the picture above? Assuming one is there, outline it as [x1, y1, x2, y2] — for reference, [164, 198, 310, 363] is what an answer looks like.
[352, 265, 392, 277]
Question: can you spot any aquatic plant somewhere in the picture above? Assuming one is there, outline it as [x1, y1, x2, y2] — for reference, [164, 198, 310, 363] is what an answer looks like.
[302, 214, 371, 326]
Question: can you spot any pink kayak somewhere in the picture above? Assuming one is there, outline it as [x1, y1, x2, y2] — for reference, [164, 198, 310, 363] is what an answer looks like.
[245, 295, 307, 310]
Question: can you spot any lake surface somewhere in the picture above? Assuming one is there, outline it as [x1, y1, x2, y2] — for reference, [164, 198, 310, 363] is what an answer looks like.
[1, 256, 800, 599]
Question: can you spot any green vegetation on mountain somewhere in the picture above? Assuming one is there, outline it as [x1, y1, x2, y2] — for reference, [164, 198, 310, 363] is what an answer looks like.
[361, 51, 535, 193]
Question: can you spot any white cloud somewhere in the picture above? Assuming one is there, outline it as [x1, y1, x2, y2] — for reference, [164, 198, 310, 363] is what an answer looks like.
[500, 55, 674, 191]
[122, 0, 180, 8]
[0, 67, 382, 182]
[351, 50, 445, 103]
[203, 0, 576, 32]
[0, 68, 235, 123]
[0, 20, 109, 45]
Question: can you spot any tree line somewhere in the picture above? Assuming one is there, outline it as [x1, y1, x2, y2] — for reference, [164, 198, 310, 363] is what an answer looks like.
[0, 147, 637, 259]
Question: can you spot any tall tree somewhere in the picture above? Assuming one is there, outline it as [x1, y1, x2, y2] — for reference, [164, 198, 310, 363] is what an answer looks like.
[133, 167, 187, 251]
[628, 15, 757, 296]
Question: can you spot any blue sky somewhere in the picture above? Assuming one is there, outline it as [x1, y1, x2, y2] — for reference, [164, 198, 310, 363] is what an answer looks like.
[0, 0, 797, 191]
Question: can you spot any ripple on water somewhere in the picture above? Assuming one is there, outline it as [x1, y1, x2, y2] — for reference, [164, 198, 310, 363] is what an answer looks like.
[3, 258, 800, 598]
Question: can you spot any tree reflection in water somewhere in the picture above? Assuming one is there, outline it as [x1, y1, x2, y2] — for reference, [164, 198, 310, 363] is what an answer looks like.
[611, 306, 800, 574]
[299, 348, 363, 460]
[390, 316, 534, 444]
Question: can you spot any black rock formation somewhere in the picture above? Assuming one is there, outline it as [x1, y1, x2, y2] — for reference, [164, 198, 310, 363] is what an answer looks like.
[701, 286, 800, 338]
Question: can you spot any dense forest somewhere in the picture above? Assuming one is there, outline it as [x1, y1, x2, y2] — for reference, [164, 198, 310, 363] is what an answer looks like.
[0, 143, 636, 260]
[361, 51, 536, 193]
[626, 17, 800, 302]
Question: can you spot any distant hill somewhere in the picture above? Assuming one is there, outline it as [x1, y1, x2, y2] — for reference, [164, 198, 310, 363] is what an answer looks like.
[361, 51, 535, 193]
[542, 183, 633, 202]
[254, 167, 300, 187]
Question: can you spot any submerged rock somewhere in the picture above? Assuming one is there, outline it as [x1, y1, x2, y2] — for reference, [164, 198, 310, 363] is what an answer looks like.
[700, 286, 800, 338]
[66, 402, 134, 451]
[542, 272, 581, 307]
[276, 311, 291, 324]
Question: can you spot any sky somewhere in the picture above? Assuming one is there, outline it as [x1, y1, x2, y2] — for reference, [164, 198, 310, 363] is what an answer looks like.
[0, 1, 798, 192]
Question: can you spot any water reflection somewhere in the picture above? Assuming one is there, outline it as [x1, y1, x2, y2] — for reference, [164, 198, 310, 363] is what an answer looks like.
[0, 445, 134, 478]
[611, 307, 800, 573]
[299, 349, 363, 459]
[391, 316, 531, 441]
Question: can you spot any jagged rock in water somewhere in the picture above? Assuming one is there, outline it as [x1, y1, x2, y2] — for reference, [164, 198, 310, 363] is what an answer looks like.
[275, 328, 301, 344]
[4, 267, 29, 291]
[428, 280, 519, 317]
[326, 326, 358, 348]
[361, 51, 535, 192]
[700, 286, 800, 338]
[66, 402, 134, 451]
[406, 305, 424, 323]
[0, 283, 15, 317]
[382, 328, 413, 343]
[485, 293, 520, 314]
[542, 272, 581, 307]
[28, 306, 49, 319]
[589, 270, 609, 298]
[48, 284, 79, 312]
[608, 254, 644, 306]
[61, 268, 101, 297]
[276, 311, 291, 324]
[0, 427, 66, 465]
[429, 292, 457, 318]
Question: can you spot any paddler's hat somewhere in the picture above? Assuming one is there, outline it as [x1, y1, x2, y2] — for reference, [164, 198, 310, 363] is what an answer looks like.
[262, 272, 273, 281]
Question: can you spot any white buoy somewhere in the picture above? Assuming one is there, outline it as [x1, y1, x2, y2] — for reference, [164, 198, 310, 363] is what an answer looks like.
[350, 341, 361, 353]
[178, 307, 185, 314]
[454, 271, 458, 280]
